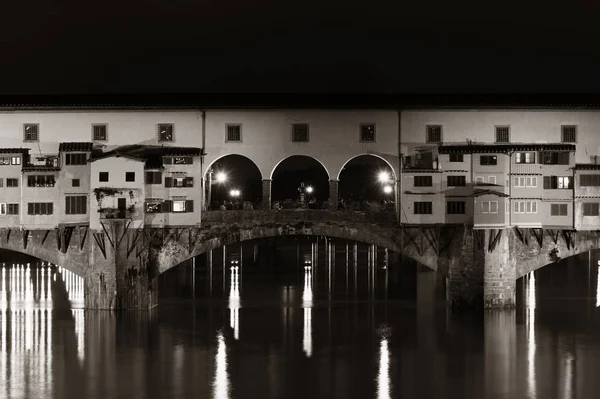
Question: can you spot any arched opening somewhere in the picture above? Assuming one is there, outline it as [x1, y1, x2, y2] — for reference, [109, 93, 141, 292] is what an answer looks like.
[271, 155, 330, 209]
[338, 155, 396, 211]
[204, 155, 263, 210]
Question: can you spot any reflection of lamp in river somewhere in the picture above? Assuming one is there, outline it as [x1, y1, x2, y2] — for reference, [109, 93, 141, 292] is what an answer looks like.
[525, 271, 536, 398]
[377, 336, 391, 399]
[213, 331, 231, 399]
[596, 263, 600, 307]
[302, 267, 313, 357]
[229, 267, 240, 340]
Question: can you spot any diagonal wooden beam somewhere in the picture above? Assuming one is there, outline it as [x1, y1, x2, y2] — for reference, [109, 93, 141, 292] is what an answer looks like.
[116, 220, 132, 249]
[79, 226, 88, 250]
[530, 228, 543, 248]
[22, 230, 29, 250]
[100, 221, 115, 249]
[41, 230, 50, 246]
[126, 229, 142, 259]
[92, 232, 107, 259]
[488, 229, 503, 253]
[136, 228, 159, 258]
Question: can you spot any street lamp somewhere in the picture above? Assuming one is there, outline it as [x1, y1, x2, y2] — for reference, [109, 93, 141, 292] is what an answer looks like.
[378, 171, 391, 184]
[383, 185, 393, 194]
[229, 189, 241, 198]
[207, 170, 228, 210]
[305, 186, 314, 194]
[215, 171, 227, 183]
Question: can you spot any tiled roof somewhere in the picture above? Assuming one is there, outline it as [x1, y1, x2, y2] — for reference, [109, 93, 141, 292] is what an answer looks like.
[0, 148, 30, 154]
[4, 93, 600, 109]
[160, 147, 202, 156]
[575, 163, 600, 170]
[470, 189, 510, 198]
[22, 166, 60, 172]
[89, 152, 145, 162]
[58, 142, 93, 152]
[439, 143, 576, 154]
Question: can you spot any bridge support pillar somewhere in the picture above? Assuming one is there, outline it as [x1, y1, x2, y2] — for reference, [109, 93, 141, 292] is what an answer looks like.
[86, 220, 158, 310]
[328, 179, 339, 211]
[262, 179, 272, 210]
[441, 227, 516, 310]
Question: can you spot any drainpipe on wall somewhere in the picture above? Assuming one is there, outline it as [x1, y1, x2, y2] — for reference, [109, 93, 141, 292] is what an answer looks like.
[200, 109, 206, 216]
[397, 109, 403, 225]
[572, 151, 576, 230]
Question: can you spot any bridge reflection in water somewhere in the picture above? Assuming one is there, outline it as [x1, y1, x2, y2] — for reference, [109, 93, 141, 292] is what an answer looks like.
[1, 246, 600, 398]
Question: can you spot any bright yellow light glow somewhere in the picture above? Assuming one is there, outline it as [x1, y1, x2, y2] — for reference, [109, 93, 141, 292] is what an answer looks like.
[383, 185, 393, 194]
[526, 271, 536, 398]
[378, 171, 390, 183]
[302, 268, 313, 358]
[305, 186, 314, 194]
[215, 172, 227, 183]
[228, 267, 240, 340]
[229, 189, 241, 198]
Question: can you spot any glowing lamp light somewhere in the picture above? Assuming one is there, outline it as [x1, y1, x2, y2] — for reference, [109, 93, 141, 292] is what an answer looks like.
[378, 171, 391, 183]
[215, 171, 227, 183]
[305, 186, 314, 194]
[383, 185, 393, 194]
[229, 189, 241, 198]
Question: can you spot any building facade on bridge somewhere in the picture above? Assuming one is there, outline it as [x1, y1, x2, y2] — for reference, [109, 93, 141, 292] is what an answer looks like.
[0, 101, 600, 310]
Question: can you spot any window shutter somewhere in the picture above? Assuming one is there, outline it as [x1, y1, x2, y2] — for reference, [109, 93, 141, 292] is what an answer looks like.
[165, 177, 173, 187]
[543, 176, 551, 189]
[163, 200, 173, 213]
[185, 177, 194, 187]
[48, 203, 53, 215]
[163, 157, 172, 165]
[28, 203, 33, 215]
[186, 200, 194, 213]
[157, 202, 163, 213]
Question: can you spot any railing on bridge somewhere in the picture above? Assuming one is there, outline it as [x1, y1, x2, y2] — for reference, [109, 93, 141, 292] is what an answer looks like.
[202, 209, 399, 225]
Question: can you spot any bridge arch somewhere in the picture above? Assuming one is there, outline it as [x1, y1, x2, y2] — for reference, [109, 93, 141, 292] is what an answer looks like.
[203, 153, 264, 180]
[336, 153, 398, 181]
[203, 154, 264, 207]
[269, 155, 331, 180]
[0, 246, 85, 278]
[270, 155, 331, 203]
[154, 215, 438, 276]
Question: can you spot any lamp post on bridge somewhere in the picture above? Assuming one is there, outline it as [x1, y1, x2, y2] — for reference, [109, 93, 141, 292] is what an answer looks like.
[207, 170, 227, 210]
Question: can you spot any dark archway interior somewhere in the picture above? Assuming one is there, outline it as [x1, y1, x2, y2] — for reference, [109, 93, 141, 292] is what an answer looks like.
[206, 155, 262, 208]
[339, 155, 394, 203]
[271, 156, 329, 205]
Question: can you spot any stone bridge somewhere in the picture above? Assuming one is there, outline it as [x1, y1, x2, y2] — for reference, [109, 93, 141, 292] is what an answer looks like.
[0, 210, 599, 310]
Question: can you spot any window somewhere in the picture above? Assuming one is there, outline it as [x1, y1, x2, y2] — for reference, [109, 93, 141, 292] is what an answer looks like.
[164, 176, 194, 188]
[413, 202, 433, 214]
[27, 202, 53, 215]
[7, 204, 18, 215]
[449, 153, 464, 162]
[583, 202, 600, 216]
[360, 124, 376, 142]
[0, 204, 5, 215]
[23, 124, 39, 142]
[126, 172, 135, 182]
[495, 126, 510, 143]
[481, 201, 499, 214]
[145, 171, 162, 185]
[475, 176, 485, 184]
[226, 124, 242, 142]
[580, 174, 600, 187]
[543, 176, 572, 189]
[27, 175, 56, 187]
[145, 202, 162, 213]
[65, 195, 87, 215]
[426, 125, 442, 143]
[11, 157, 20, 165]
[561, 125, 577, 143]
[514, 177, 525, 187]
[515, 152, 535, 164]
[164, 156, 193, 165]
[414, 176, 433, 187]
[72, 179, 80, 187]
[92, 124, 108, 141]
[158, 124, 174, 142]
[526, 177, 537, 187]
[488, 176, 496, 185]
[513, 200, 537, 214]
[99, 172, 109, 182]
[541, 151, 570, 165]
[6, 178, 18, 187]
[551, 203, 568, 216]
[447, 176, 466, 187]
[163, 199, 194, 213]
[65, 153, 87, 165]
[0, 178, 3, 187]
[480, 155, 498, 165]
[292, 124, 309, 142]
[446, 201, 466, 214]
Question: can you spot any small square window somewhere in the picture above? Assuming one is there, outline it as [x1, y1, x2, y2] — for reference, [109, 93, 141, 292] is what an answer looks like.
[426, 125, 442, 143]
[92, 124, 108, 141]
[226, 124, 242, 142]
[292, 124, 309, 142]
[23, 124, 39, 142]
[72, 179, 80, 187]
[495, 126, 510, 143]
[561, 125, 577, 143]
[99, 172, 109, 182]
[360, 124, 376, 142]
[158, 124, 174, 142]
[126, 172, 135, 182]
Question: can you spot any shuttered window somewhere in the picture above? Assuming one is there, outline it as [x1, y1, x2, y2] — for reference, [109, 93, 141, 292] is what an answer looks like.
[292, 124, 309, 142]
[27, 202, 53, 215]
[65, 195, 87, 215]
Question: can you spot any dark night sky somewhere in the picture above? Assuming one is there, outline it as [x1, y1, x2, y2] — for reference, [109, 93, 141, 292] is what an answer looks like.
[1, 0, 599, 94]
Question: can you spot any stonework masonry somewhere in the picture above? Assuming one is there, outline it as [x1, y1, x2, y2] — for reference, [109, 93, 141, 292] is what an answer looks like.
[1, 210, 599, 310]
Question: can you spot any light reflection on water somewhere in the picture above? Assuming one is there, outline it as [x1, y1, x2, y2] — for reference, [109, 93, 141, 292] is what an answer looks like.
[1, 246, 600, 398]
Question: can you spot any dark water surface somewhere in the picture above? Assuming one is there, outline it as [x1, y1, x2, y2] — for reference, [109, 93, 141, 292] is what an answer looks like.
[2, 240, 600, 399]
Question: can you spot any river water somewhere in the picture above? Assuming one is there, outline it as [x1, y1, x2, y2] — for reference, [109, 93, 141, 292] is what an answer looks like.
[1, 239, 600, 399]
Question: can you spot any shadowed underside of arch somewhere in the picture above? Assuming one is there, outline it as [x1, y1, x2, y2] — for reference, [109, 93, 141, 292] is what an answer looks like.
[154, 213, 440, 275]
[0, 229, 87, 277]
